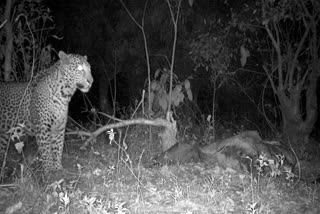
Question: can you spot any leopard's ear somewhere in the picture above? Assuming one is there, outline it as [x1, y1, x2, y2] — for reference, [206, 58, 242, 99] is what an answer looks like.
[84, 55, 87, 60]
[59, 51, 70, 64]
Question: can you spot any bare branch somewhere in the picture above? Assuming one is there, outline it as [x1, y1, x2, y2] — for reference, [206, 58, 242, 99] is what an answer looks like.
[119, 0, 152, 113]
[289, 24, 310, 86]
[141, 0, 149, 28]
[285, 45, 292, 88]
[264, 23, 283, 90]
[262, 65, 277, 94]
[0, 20, 7, 29]
[166, 0, 181, 114]
[300, 67, 311, 89]
[119, 0, 143, 30]
[150, 54, 171, 67]
[300, 0, 311, 18]
[274, 22, 283, 88]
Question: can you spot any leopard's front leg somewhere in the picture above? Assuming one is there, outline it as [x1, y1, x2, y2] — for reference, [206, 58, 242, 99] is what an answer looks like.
[36, 125, 64, 171]
[50, 130, 65, 170]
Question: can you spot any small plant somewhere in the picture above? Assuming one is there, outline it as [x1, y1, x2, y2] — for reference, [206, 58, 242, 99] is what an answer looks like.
[255, 153, 269, 176]
[269, 154, 284, 177]
[8, 123, 30, 162]
[146, 68, 192, 116]
[246, 202, 259, 214]
[8, 123, 26, 144]
[284, 166, 295, 185]
[253, 152, 296, 186]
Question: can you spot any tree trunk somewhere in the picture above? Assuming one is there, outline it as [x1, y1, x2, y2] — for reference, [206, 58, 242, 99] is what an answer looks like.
[3, 0, 13, 81]
[279, 65, 319, 148]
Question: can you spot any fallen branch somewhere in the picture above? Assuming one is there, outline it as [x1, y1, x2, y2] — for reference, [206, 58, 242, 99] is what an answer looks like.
[77, 117, 176, 151]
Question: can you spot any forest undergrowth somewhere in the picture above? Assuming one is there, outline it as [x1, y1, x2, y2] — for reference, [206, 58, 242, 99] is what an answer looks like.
[1, 121, 319, 214]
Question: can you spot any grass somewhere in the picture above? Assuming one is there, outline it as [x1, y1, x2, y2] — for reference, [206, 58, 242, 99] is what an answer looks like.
[1, 126, 319, 214]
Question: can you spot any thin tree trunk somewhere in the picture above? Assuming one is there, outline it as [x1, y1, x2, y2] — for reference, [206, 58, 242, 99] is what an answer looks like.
[4, 0, 13, 81]
[211, 74, 217, 138]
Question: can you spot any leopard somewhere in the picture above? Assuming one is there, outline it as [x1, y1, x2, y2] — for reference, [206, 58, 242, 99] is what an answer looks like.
[0, 51, 93, 171]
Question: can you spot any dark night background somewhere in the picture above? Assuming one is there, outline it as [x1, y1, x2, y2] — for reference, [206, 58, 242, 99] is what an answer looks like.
[45, 0, 269, 121]
[1, 0, 320, 146]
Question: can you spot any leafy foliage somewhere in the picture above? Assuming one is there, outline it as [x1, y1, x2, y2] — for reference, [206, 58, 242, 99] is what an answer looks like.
[0, 0, 55, 81]
[188, 18, 239, 96]
[147, 68, 192, 116]
[189, 32, 231, 75]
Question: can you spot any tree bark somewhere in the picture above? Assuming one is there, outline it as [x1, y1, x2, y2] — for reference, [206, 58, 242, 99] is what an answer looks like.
[279, 64, 319, 147]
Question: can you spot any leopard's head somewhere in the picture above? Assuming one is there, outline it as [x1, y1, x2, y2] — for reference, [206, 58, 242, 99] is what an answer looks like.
[59, 51, 93, 93]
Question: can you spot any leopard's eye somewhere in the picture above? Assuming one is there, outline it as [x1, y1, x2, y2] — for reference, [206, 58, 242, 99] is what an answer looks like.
[77, 65, 84, 71]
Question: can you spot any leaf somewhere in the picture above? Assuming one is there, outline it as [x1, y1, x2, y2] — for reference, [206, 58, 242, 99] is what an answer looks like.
[171, 85, 184, 106]
[154, 68, 161, 78]
[240, 45, 250, 67]
[159, 96, 168, 111]
[206, 115, 212, 123]
[149, 92, 155, 105]
[184, 80, 193, 101]
[186, 88, 193, 101]
[151, 81, 159, 90]
[172, 93, 184, 106]
[188, 0, 194, 7]
[184, 79, 191, 89]
[160, 72, 169, 86]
